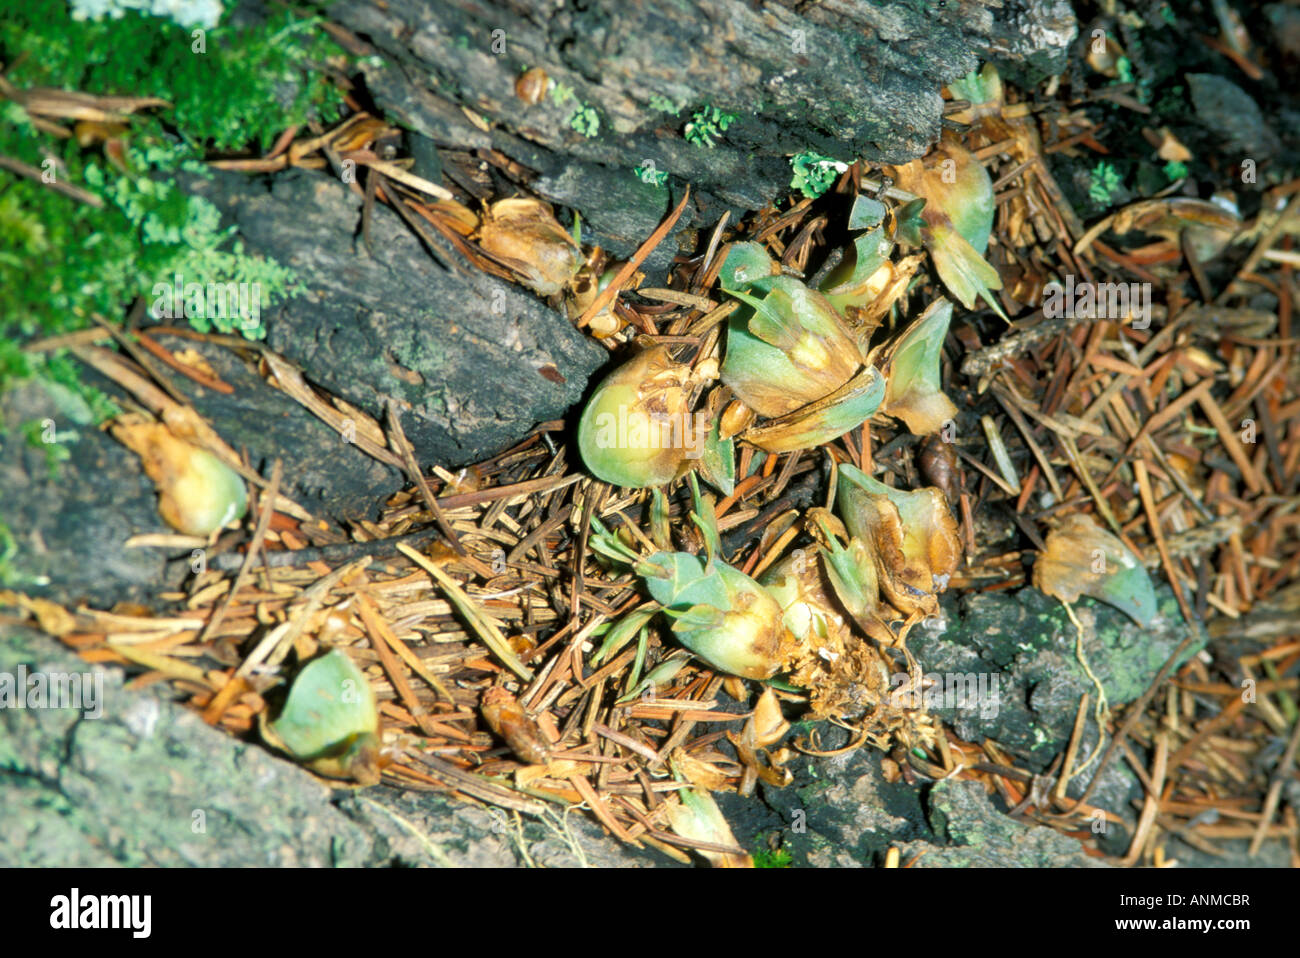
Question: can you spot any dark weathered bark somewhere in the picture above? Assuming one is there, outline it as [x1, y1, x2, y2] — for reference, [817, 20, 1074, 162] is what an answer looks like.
[910, 586, 1205, 763]
[1, 382, 168, 607]
[0, 339, 400, 607]
[182, 169, 606, 465]
[329, 0, 1076, 262]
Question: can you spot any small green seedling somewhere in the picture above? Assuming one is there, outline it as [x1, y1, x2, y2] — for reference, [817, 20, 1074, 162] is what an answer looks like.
[789, 151, 848, 199]
[1088, 161, 1123, 205]
[684, 106, 736, 148]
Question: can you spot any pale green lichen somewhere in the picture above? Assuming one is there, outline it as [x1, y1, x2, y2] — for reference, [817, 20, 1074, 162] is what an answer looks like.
[569, 104, 600, 138]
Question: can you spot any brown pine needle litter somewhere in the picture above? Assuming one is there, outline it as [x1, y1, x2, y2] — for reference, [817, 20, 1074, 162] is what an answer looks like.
[11, 70, 1300, 868]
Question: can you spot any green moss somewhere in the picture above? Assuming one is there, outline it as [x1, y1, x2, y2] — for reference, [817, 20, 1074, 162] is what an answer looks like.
[2, 1, 344, 153]
[633, 163, 668, 188]
[550, 82, 576, 107]
[0, 519, 24, 587]
[0, 0, 344, 416]
[752, 844, 792, 868]
[20, 419, 72, 480]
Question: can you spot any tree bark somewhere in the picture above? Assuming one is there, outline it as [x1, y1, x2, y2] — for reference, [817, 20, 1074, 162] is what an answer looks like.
[329, 0, 1076, 262]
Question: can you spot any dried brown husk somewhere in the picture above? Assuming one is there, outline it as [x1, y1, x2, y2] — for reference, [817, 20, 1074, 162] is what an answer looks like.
[477, 197, 581, 296]
[842, 252, 925, 342]
[750, 686, 791, 747]
[728, 691, 794, 789]
[762, 531, 898, 723]
[566, 257, 641, 338]
[869, 298, 959, 436]
[1085, 34, 1128, 78]
[1078, 197, 1242, 263]
[673, 749, 734, 791]
[481, 686, 550, 765]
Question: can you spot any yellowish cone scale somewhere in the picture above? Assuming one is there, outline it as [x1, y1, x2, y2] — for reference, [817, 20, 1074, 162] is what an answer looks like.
[762, 545, 849, 645]
[664, 784, 753, 867]
[721, 280, 864, 419]
[888, 138, 1005, 316]
[739, 365, 885, 453]
[1033, 513, 1159, 627]
[872, 298, 958, 436]
[719, 399, 755, 440]
[515, 66, 548, 105]
[261, 649, 382, 786]
[664, 560, 794, 680]
[720, 257, 888, 453]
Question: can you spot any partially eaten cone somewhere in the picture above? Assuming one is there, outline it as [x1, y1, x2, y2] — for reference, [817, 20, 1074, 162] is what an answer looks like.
[477, 197, 582, 296]
[111, 418, 247, 537]
[836, 464, 961, 617]
[1033, 513, 1159, 627]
